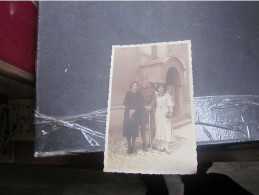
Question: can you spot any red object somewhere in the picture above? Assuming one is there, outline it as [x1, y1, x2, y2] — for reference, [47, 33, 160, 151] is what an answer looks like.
[0, 1, 37, 74]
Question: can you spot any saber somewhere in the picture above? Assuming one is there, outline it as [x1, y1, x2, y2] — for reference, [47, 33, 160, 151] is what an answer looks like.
[148, 111, 152, 148]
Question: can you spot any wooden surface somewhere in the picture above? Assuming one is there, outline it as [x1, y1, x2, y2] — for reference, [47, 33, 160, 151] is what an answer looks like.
[2, 142, 259, 194]
[197, 142, 259, 162]
[0, 76, 34, 99]
[0, 163, 146, 195]
[13, 141, 259, 168]
[15, 142, 104, 169]
[0, 60, 35, 86]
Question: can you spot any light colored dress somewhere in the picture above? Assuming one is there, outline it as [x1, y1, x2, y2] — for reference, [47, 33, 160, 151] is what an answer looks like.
[155, 92, 174, 142]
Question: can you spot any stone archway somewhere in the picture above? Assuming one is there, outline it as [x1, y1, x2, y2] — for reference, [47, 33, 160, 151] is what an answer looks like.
[163, 57, 186, 117]
[166, 67, 183, 117]
[139, 56, 186, 116]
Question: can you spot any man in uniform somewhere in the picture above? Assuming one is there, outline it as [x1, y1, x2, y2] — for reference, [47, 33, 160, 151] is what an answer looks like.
[139, 78, 156, 151]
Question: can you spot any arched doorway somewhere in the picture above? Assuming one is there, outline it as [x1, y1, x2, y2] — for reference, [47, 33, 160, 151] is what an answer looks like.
[166, 67, 183, 117]
[139, 56, 186, 117]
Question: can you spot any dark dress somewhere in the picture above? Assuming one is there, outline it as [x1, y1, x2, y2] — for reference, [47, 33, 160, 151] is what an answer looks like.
[123, 91, 144, 138]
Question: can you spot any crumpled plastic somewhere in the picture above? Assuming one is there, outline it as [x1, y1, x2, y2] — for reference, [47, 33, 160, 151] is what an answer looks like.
[194, 95, 259, 145]
[34, 109, 106, 157]
[34, 95, 259, 156]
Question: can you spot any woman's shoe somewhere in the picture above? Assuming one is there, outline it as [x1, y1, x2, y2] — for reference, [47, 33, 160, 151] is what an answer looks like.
[165, 148, 171, 154]
[132, 145, 137, 154]
[127, 146, 131, 154]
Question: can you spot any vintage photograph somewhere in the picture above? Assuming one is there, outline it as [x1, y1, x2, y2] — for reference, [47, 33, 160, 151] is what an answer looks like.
[104, 41, 197, 174]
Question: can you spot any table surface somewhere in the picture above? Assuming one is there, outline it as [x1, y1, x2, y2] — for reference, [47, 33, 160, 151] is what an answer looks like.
[12, 141, 259, 168]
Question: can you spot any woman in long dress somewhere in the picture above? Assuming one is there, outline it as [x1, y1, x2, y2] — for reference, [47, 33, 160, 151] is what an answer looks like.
[123, 82, 144, 154]
[155, 84, 174, 153]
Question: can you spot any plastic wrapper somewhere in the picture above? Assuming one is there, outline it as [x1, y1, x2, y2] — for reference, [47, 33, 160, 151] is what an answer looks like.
[34, 109, 106, 157]
[34, 95, 259, 157]
[194, 95, 259, 145]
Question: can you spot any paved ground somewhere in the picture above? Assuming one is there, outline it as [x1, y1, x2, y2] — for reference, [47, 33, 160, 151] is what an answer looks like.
[105, 119, 197, 174]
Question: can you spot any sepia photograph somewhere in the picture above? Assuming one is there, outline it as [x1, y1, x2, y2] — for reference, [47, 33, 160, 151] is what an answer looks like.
[104, 41, 197, 174]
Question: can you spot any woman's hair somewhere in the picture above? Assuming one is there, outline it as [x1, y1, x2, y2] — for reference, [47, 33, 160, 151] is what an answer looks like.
[155, 83, 166, 92]
[130, 81, 139, 89]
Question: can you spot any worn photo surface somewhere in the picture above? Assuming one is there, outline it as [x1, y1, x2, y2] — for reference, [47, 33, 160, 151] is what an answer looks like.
[104, 41, 197, 174]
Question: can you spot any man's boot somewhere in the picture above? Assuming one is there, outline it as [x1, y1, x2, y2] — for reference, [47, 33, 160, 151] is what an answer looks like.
[140, 127, 148, 151]
[142, 143, 148, 151]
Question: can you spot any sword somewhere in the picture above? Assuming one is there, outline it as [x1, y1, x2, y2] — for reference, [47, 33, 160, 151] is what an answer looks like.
[148, 111, 152, 148]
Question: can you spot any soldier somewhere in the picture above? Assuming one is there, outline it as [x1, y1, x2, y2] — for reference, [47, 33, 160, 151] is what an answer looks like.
[139, 78, 156, 151]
